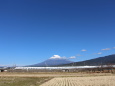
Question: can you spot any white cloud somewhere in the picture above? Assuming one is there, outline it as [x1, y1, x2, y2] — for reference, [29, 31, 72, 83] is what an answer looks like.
[76, 54, 82, 56]
[81, 49, 87, 51]
[50, 55, 66, 59]
[101, 48, 110, 51]
[113, 47, 115, 49]
[97, 52, 102, 55]
[69, 56, 76, 59]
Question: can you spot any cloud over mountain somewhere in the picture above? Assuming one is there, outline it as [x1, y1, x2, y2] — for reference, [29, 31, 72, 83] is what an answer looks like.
[81, 49, 87, 51]
[97, 52, 102, 54]
[69, 56, 76, 59]
[101, 48, 110, 51]
[50, 55, 66, 59]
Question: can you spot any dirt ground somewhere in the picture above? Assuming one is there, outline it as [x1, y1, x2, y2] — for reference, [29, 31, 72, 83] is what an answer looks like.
[0, 72, 114, 86]
[0, 72, 114, 77]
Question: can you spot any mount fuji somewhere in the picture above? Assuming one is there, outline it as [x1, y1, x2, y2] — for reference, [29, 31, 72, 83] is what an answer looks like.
[27, 55, 73, 67]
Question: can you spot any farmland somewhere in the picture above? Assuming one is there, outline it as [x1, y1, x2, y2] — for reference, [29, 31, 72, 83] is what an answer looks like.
[0, 72, 115, 86]
[41, 76, 115, 86]
[0, 77, 52, 86]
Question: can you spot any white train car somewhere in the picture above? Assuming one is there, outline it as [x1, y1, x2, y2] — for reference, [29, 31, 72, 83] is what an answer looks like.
[15, 66, 97, 70]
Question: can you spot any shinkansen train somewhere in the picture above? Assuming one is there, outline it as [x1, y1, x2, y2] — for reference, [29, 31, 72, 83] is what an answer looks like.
[15, 66, 97, 70]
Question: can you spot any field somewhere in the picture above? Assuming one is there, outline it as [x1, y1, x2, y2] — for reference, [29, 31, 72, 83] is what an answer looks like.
[0, 77, 52, 86]
[0, 72, 115, 86]
[41, 76, 115, 86]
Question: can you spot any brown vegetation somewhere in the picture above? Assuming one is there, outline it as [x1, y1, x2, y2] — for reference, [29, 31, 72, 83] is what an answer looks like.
[41, 76, 115, 86]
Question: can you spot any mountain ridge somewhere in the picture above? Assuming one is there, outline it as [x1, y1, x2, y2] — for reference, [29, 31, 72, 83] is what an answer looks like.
[27, 58, 73, 67]
[59, 54, 115, 66]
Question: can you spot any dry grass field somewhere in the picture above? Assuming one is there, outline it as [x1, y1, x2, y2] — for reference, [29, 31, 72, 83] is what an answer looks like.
[0, 72, 113, 77]
[0, 72, 114, 86]
[0, 77, 52, 86]
[40, 76, 115, 86]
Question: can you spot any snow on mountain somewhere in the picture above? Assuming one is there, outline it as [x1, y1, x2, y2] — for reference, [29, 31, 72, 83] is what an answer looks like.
[27, 55, 73, 67]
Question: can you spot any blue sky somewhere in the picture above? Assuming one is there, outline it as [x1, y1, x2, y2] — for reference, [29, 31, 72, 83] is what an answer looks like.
[0, 0, 115, 66]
